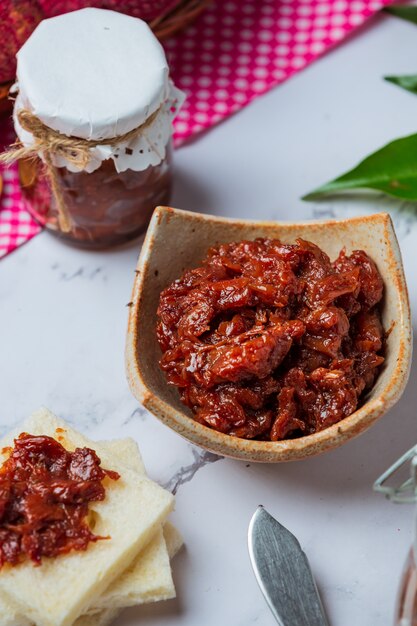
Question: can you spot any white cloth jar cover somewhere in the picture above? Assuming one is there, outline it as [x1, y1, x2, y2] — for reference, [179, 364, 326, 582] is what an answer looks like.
[13, 8, 185, 173]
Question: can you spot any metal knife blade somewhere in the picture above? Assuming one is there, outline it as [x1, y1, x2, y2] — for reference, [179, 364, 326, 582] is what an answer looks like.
[248, 506, 329, 626]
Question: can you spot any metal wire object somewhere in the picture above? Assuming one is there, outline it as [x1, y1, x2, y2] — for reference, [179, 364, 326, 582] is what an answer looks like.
[374, 445, 417, 504]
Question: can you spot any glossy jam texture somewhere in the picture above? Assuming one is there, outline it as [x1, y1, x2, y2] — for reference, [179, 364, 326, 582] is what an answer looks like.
[157, 238, 384, 441]
[0, 433, 119, 567]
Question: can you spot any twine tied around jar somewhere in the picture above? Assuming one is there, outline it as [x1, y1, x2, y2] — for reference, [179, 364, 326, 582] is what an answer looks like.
[0, 107, 162, 232]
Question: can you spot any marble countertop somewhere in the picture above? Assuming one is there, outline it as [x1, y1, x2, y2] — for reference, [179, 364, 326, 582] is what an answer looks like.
[1, 10, 417, 626]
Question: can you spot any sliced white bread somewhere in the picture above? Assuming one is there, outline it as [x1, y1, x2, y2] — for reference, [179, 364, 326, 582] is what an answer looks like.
[164, 521, 183, 559]
[101, 437, 145, 474]
[96, 440, 183, 559]
[75, 608, 120, 626]
[0, 597, 120, 626]
[0, 591, 31, 626]
[0, 436, 180, 626]
[92, 525, 173, 611]
[0, 409, 174, 626]
[89, 438, 176, 611]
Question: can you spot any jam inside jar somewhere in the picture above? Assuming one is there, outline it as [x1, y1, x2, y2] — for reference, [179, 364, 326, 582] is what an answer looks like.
[19, 145, 172, 249]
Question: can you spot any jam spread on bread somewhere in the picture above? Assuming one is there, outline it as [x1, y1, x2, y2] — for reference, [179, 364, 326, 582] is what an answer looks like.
[0, 434, 119, 566]
[157, 238, 384, 440]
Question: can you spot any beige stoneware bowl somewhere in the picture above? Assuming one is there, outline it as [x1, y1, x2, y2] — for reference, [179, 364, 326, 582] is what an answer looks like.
[126, 207, 412, 462]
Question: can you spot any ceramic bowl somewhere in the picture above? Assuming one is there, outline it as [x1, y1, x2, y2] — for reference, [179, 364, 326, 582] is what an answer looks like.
[126, 207, 412, 462]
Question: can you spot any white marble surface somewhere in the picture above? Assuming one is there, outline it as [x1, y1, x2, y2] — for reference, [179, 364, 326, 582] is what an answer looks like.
[1, 10, 417, 626]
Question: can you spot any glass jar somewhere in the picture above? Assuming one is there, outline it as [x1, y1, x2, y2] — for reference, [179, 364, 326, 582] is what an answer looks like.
[374, 446, 417, 626]
[4, 8, 184, 249]
[395, 548, 417, 625]
[19, 146, 172, 249]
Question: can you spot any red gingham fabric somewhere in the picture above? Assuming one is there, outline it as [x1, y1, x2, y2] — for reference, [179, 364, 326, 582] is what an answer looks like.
[0, 0, 392, 258]
[169, 0, 392, 146]
[0, 123, 41, 259]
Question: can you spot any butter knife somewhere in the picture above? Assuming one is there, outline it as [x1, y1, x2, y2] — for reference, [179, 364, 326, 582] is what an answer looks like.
[248, 506, 329, 626]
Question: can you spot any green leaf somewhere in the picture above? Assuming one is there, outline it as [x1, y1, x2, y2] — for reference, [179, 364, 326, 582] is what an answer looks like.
[303, 133, 417, 201]
[384, 6, 417, 26]
[385, 74, 417, 95]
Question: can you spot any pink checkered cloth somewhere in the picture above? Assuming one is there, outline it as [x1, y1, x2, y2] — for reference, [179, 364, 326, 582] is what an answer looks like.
[0, 123, 41, 257]
[0, 0, 392, 258]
